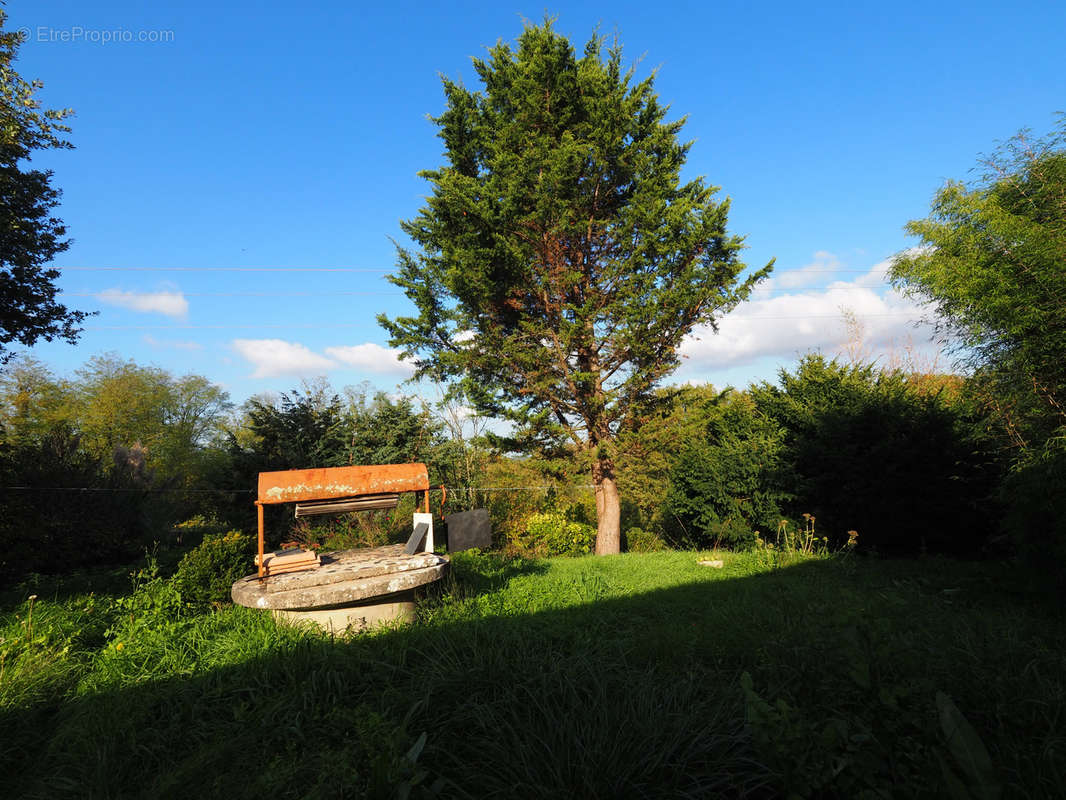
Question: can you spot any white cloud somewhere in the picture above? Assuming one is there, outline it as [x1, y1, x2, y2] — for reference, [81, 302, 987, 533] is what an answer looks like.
[96, 289, 188, 318]
[325, 342, 415, 375]
[679, 257, 939, 371]
[232, 339, 338, 378]
[774, 249, 841, 289]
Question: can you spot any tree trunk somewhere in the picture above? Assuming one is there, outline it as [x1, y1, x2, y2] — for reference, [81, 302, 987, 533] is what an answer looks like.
[593, 457, 621, 554]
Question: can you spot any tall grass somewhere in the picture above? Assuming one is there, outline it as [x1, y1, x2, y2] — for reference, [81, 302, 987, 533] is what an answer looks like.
[1, 549, 1063, 798]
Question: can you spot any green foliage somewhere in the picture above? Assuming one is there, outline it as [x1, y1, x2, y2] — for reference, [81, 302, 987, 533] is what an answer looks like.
[106, 556, 183, 637]
[622, 527, 668, 552]
[750, 355, 995, 553]
[891, 119, 1066, 564]
[665, 389, 791, 549]
[999, 441, 1066, 580]
[70, 354, 233, 490]
[891, 118, 1066, 450]
[379, 18, 770, 552]
[456, 456, 594, 546]
[346, 386, 439, 467]
[0, 424, 160, 579]
[615, 383, 722, 531]
[171, 530, 253, 608]
[513, 511, 596, 556]
[228, 382, 443, 476]
[0, 355, 72, 444]
[0, 354, 235, 579]
[0, 353, 232, 488]
[660, 357, 996, 554]
[936, 692, 1002, 800]
[222, 381, 447, 545]
[235, 384, 351, 471]
[1, 551, 1064, 797]
[0, 12, 91, 361]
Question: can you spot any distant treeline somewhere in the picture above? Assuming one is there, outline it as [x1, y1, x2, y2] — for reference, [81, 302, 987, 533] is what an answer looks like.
[1, 343, 1058, 583]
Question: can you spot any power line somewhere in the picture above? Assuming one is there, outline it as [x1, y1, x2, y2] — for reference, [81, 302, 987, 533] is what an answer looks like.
[0, 486, 253, 494]
[85, 312, 924, 331]
[60, 266, 891, 275]
[434, 486, 594, 492]
[85, 323, 377, 330]
[65, 287, 891, 299]
[65, 291, 403, 298]
[0, 485, 591, 494]
[61, 266, 391, 273]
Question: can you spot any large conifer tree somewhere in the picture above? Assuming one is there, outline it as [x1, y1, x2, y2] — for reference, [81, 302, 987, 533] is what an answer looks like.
[380, 21, 770, 553]
[0, 11, 89, 362]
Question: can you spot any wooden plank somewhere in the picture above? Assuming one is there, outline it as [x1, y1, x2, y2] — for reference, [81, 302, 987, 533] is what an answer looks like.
[294, 494, 399, 517]
[263, 562, 321, 576]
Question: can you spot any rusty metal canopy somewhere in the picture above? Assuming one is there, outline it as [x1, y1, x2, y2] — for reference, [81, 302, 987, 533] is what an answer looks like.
[257, 463, 429, 506]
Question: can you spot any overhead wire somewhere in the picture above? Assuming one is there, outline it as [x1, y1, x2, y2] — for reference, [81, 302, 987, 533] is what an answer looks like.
[84, 312, 922, 331]
[0, 484, 593, 494]
[60, 266, 391, 273]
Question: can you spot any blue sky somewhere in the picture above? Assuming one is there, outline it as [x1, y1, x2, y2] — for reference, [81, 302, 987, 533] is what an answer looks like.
[8, 0, 1065, 405]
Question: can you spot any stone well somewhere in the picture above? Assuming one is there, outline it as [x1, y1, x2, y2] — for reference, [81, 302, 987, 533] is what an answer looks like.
[231, 544, 448, 633]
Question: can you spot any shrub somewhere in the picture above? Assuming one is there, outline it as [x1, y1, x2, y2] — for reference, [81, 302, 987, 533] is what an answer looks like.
[514, 512, 596, 557]
[623, 527, 668, 553]
[0, 426, 159, 579]
[749, 355, 997, 554]
[1000, 442, 1066, 582]
[664, 391, 791, 550]
[171, 530, 254, 608]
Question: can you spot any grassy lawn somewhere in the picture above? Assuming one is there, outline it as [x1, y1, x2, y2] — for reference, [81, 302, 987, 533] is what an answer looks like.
[1, 550, 1063, 798]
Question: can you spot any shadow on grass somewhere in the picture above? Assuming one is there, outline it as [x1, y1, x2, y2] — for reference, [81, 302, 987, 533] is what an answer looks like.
[0, 563, 138, 610]
[2, 555, 1064, 799]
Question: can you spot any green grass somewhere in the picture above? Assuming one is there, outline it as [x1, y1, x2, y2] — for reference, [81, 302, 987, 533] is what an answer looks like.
[1, 549, 1064, 798]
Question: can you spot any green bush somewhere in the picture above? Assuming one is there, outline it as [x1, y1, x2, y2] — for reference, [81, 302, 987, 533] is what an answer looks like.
[0, 426, 160, 579]
[623, 527, 668, 553]
[171, 530, 254, 608]
[664, 391, 791, 550]
[750, 356, 998, 554]
[666, 356, 998, 555]
[1001, 442, 1066, 582]
[514, 512, 596, 556]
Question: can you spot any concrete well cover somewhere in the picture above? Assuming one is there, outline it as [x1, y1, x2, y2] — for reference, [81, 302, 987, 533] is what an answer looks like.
[231, 544, 448, 611]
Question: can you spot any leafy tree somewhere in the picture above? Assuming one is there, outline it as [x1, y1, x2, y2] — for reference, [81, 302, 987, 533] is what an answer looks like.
[347, 387, 441, 467]
[72, 355, 173, 462]
[664, 389, 792, 549]
[0, 12, 90, 361]
[890, 117, 1066, 451]
[235, 385, 350, 473]
[614, 383, 722, 531]
[0, 354, 72, 444]
[70, 353, 231, 483]
[379, 20, 770, 553]
[890, 119, 1066, 568]
[229, 381, 443, 476]
[0, 354, 233, 577]
[162, 373, 233, 479]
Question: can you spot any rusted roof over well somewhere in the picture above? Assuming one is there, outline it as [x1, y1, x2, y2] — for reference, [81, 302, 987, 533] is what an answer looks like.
[257, 463, 429, 504]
